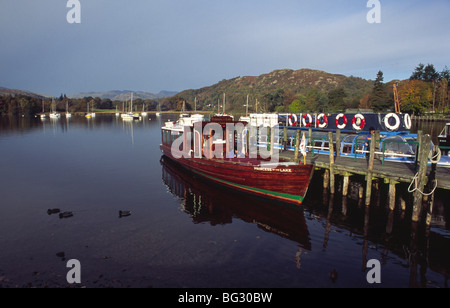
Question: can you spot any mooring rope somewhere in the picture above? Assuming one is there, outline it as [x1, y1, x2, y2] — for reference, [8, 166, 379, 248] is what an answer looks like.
[408, 172, 438, 196]
[408, 147, 440, 196]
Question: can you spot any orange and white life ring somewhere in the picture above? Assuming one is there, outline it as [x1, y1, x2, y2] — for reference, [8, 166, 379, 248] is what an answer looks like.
[335, 113, 348, 129]
[352, 114, 366, 131]
[404, 114, 412, 130]
[317, 113, 328, 128]
[288, 114, 298, 126]
[384, 113, 400, 131]
[302, 113, 312, 127]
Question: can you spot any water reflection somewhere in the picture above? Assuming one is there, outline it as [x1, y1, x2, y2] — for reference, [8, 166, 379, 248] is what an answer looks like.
[160, 155, 311, 250]
[306, 175, 450, 287]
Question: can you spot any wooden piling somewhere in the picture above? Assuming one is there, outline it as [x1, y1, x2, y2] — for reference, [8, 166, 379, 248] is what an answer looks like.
[328, 132, 335, 194]
[365, 131, 376, 206]
[412, 134, 431, 222]
[388, 180, 398, 211]
[359, 185, 364, 200]
[342, 175, 350, 197]
[323, 169, 330, 190]
[283, 126, 288, 151]
[336, 129, 341, 158]
[294, 130, 301, 161]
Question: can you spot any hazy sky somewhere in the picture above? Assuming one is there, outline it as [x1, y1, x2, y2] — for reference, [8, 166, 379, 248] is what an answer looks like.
[0, 0, 449, 96]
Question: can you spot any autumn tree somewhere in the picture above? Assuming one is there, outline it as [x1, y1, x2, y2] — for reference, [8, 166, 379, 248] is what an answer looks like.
[399, 80, 433, 114]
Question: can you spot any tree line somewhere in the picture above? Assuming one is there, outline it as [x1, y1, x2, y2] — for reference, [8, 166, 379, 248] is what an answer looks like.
[0, 94, 162, 116]
[1, 64, 448, 116]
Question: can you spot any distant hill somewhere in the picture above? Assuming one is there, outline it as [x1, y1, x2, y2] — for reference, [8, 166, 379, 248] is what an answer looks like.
[167, 68, 375, 112]
[68, 90, 178, 101]
[0, 87, 51, 100]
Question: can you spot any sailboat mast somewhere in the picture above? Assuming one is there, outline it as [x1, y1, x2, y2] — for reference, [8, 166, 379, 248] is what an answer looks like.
[131, 92, 133, 113]
[246, 95, 249, 116]
[223, 93, 226, 114]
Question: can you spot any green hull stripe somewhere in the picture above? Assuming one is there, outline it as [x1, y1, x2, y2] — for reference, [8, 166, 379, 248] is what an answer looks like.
[190, 168, 304, 203]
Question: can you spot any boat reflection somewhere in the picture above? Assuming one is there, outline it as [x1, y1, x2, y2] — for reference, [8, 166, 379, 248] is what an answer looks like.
[161, 155, 311, 250]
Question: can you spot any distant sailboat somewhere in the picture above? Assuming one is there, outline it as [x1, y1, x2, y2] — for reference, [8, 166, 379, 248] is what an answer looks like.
[85, 102, 93, 118]
[65, 102, 72, 118]
[40, 101, 47, 119]
[122, 92, 141, 120]
[49, 99, 61, 119]
[141, 101, 148, 117]
[156, 102, 162, 116]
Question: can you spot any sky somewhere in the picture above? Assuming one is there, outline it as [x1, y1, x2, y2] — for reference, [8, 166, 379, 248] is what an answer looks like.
[0, 0, 449, 97]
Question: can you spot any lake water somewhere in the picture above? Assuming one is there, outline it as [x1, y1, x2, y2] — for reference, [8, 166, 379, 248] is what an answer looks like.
[0, 114, 449, 288]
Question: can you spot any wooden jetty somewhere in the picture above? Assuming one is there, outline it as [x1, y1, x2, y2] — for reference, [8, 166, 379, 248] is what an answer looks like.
[277, 129, 450, 226]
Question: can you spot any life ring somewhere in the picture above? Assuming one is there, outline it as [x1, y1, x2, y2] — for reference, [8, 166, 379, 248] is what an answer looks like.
[352, 114, 366, 131]
[384, 113, 400, 131]
[288, 114, 298, 126]
[317, 113, 328, 128]
[404, 114, 412, 130]
[335, 113, 347, 129]
[302, 113, 312, 127]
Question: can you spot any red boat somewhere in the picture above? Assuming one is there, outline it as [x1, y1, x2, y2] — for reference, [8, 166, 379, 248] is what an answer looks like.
[160, 115, 314, 205]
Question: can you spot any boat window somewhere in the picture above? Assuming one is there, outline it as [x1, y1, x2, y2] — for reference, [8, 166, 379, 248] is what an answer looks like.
[343, 135, 357, 143]
[342, 144, 352, 154]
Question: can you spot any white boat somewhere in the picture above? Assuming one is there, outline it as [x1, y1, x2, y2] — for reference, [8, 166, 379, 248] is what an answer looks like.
[141, 103, 148, 117]
[40, 102, 47, 119]
[65, 102, 72, 118]
[85, 102, 94, 118]
[49, 99, 60, 119]
[122, 93, 141, 120]
[156, 102, 162, 116]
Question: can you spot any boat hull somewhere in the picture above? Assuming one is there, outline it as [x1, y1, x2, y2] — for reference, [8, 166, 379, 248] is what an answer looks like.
[160, 144, 313, 205]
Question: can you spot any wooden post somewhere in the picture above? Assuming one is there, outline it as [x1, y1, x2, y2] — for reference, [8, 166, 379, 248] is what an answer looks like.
[342, 175, 350, 197]
[294, 130, 301, 161]
[365, 131, 376, 206]
[425, 146, 439, 227]
[400, 196, 406, 211]
[336, 129, 341, 158]
[323, 169, 330, 190]
[412, 134, 431, 222]
[328, 132, 335, 194]
[283, 126, 288, 151]
[388, 180, 397, 211]
[415, 130, 422, 167]
[359, 185, 364, 200]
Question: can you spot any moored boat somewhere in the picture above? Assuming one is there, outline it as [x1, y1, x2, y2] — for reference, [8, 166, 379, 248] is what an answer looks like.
[160, 115, 314, 205]
[438, 123, 450, 154]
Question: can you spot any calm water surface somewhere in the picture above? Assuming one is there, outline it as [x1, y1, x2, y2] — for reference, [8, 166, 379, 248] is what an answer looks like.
[0, 115, 449, 288]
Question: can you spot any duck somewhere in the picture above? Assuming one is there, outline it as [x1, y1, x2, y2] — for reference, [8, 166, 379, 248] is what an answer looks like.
[329, 269, 338, 283]
[59, 212, 74, 219]
[119, 210, 131, 218]
[47, 209, 61, 215]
